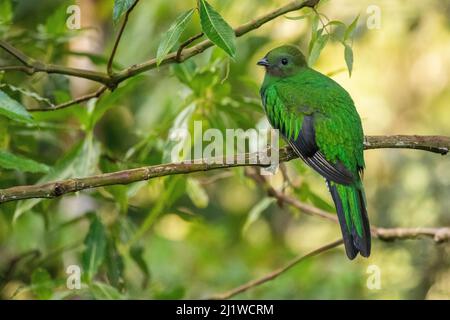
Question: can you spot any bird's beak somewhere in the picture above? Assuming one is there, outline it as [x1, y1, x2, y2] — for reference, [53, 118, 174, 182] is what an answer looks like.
[257, 57, 269, 67]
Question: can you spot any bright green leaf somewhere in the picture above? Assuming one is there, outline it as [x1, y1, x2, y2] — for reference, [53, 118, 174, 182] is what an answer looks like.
[0, 90, 33, 124]
[344, 43, 354, 76]
[113, 0, 136, 24]
[198, 0, 236, 58]
[308, 34, 329, 66]
[186, 178, 209, 208]
[0, 150, 49, 173]
[156, 9, 195, 66]
[82, 215, 107, 283]
[31, 268, 53, 300]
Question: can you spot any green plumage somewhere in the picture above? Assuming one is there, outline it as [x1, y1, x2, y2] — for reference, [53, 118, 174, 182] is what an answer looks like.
[258, 45, 371, 259]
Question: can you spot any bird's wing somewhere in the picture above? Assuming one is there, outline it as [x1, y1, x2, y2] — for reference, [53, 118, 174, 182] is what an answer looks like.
[262, 85, 356, 185]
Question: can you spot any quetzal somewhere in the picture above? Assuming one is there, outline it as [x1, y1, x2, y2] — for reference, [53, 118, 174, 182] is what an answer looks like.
[257, 45, 371, 259]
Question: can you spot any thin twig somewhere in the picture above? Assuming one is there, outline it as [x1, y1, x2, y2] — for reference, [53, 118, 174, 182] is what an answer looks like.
[209, 239, 344, 299]
[107, 0, 140, 76]
[28, 85, 108, 112]
[209, 223, 450, 299]
[0, 135, 448, 204]
[176, 32, 204, 62]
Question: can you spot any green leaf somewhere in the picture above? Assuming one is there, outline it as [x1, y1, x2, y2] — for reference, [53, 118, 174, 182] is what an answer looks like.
[186, 178, 209, 208]
[82, 215, 107, 283]
[308, 33, 329, 66]
[113, 0, 136, 24]
[344, 15, 359, 42]
[308, 13, 320, 54]
[156, 9, 195, 66]
[344, 43, 354, 76]
[31, 268, 53, 300]
[243, 198, 275, 233]
[0, 90, 33, 124]
[105, 239, 124, 289]
[0, 150, 49, 173]
[198, 0, 236, 58]
[90, 282, 125, 300]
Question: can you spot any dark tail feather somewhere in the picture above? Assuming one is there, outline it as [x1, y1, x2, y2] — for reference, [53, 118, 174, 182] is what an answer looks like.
[327, 180, 371, 259]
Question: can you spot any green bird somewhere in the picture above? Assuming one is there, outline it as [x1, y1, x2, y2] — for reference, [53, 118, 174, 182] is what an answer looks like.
[257, 45, 370, 259]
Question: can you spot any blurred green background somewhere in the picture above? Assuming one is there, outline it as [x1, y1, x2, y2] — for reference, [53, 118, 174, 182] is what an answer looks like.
[0, 0, 449, 299]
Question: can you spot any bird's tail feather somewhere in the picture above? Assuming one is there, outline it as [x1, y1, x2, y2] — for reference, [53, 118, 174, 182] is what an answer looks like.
[327, 180, 371, 259]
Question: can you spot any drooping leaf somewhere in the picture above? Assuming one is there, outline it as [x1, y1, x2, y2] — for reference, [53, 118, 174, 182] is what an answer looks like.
[198, 0, 236, 58]
[0, 150, 49, 173]
[0, 90, 33, 124]
[82, 215, 107, 283]
[186, 178, 209, 208]
[243, 197, 275, 233]
[113, 0, 136, 24]
[308, 33, 329, 66]
[308, 13, 320, 54]
[156, 9, 195, 66]
[344, 43, 354, 76]
[31, 268, 53, 300]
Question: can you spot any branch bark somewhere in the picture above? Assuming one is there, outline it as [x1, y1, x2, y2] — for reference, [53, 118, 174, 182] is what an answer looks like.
[0, 135, 448, 204]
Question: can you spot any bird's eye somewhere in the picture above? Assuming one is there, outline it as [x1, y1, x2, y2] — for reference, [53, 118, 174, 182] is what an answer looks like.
[281, 58, 288, 65]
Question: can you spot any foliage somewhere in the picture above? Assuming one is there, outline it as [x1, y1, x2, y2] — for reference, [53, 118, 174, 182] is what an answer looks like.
[0, 0, 448, 300]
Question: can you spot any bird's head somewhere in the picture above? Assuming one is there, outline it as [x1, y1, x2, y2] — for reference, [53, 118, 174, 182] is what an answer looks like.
[257, 45, 307, 77]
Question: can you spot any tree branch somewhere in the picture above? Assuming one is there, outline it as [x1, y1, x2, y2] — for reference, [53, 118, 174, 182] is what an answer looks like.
[0, 135, 448, 204]
[28, 85, 108, 112]
[209, 222, 450, 299]
[209, 239, 344, 300]
[107, 0, 140, 76]
[0, 40, 113, 86]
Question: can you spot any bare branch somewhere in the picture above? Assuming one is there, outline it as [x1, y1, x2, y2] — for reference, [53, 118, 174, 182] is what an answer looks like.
[107, 0, 140, 75]
[28, 85, 108, 112]
[0, 40, 113, 86]
[209, 224, 450, 299]
[0, 135, 447, 204]
[209, 239, 344, 299]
